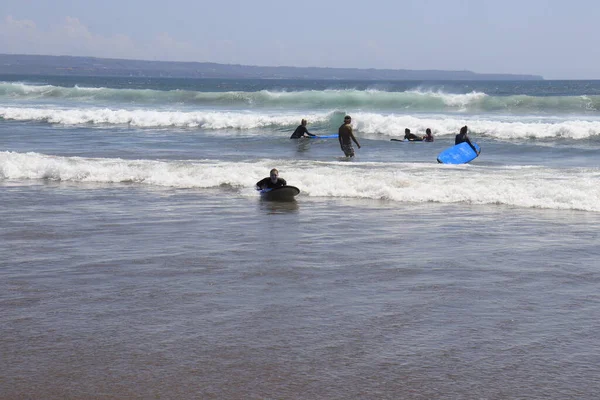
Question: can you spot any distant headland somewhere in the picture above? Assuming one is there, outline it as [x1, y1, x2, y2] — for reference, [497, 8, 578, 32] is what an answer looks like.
[0, 54, 544, 81]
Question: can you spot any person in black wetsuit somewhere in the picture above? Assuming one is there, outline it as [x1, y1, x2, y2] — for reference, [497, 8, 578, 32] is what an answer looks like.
[404, 128, 423, 141]
[290, 119, 316, 139]
[256, 168, 287, 190]
[455, 125, 479, 153]
[338, 115, 361, 157]
[455, 125, 473, 145]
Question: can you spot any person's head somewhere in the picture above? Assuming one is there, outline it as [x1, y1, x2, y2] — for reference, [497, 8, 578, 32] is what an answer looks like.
[426, 128, 432, 135]
[460, 126, 468, 135]
[301, 119, 307, 126]
[405, 128, 410, 134]
[344, 115, 351, 124]
[270, 168, 279, 183]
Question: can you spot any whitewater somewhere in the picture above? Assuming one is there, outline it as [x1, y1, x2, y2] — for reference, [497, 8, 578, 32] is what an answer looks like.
[3, 79, 600, 142]
[2, 76, 600, 212]
[2, 151, 600, 212]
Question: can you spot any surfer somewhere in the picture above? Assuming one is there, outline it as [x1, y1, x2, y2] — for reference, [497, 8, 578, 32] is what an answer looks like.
[256, 168, 287, 190]
[423, 128, 434, 142]
[290, 119, 316, 139]
[338, 115, 361, 157]
[455, 126, 473, 145]
[455, 125, 479, 153]
[404, 128, 423, 141]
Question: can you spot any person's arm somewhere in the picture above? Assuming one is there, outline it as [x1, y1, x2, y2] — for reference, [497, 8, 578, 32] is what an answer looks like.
[349, 127, 361, 148]
[280, 178, 287, 186]
[464, 136, 478, 153]
[302, 127, 315, 137]
[256, 178, 266, 190]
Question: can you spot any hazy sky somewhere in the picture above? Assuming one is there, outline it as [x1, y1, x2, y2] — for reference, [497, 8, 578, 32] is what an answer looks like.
[0, 0, 597, 79]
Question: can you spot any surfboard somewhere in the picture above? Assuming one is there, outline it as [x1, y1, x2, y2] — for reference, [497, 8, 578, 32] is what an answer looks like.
[259, 185, 300, 201]
[437, 142, 481, 164]
[309, 134, 338, 139]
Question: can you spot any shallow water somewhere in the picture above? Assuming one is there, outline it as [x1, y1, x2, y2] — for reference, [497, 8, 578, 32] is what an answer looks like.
[2, 182, 600, 399]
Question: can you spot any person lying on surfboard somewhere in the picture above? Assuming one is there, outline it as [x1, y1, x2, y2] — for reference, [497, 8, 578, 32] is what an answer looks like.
[404, 128, 423, 141]
[256, 168, 287, 190]
[290, 119, 316, 139]
[455, 126, 479, 154]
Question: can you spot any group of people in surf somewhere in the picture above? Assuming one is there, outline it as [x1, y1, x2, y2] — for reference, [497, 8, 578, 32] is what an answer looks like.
[403, 128, 434, 142]
[290, 116, 460, 157]
[291, 117, 475, 156]
[290, 116, 362, 157]
[257, 119, 475, 190]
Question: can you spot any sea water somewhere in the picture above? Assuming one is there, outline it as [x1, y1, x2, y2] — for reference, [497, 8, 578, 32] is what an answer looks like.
[1, 76, 600, 399]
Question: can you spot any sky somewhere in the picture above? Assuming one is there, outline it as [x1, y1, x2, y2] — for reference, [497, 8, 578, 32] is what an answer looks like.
[0, 0, 598, 79]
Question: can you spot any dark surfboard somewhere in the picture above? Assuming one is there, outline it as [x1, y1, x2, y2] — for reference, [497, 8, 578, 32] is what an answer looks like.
[259, 185, 300, 201]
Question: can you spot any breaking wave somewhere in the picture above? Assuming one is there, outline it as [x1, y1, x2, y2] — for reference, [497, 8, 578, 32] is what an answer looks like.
[2, 82, 600, 113]
[3, 151, 600, 212]
[2, 106, 600, 140]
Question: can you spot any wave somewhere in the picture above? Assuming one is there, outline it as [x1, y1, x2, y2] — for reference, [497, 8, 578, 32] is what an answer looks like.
[352, 113, 600, 140]
[3, 82, 600, 113]
[2, 151, 600, 212]
[2, 106, 600, 140]
[0, 106, 335, 129]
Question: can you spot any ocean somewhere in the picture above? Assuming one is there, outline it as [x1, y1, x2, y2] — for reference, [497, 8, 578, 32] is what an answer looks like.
[1, 75, 600, 399]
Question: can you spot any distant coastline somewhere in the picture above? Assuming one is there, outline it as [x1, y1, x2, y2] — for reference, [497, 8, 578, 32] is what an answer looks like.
[0, 53, 544, 81]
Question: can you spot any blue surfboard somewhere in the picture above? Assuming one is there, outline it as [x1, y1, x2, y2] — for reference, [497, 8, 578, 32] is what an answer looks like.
[437, 142, 481, 164]
[309, 134, 338, 139]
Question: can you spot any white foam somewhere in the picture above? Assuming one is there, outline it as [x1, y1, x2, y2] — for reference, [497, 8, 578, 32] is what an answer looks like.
[351, 112, 600, 140]
[2, 104, 600, 140]
[2, 151, 600, 212]
[0, 107, 332, 130]
[406, 89, 488, 109]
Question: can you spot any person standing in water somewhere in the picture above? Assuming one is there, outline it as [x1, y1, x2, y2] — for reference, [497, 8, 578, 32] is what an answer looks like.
[455, 126, 474, 145]
[290, 119, 316, 139]
[423, 128, 434, 142]
[455, 125, 479, 153]
[338, 115, 361, 157]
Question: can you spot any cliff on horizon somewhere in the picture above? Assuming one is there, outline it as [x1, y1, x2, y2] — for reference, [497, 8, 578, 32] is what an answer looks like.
[0, 54, 544, 81]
